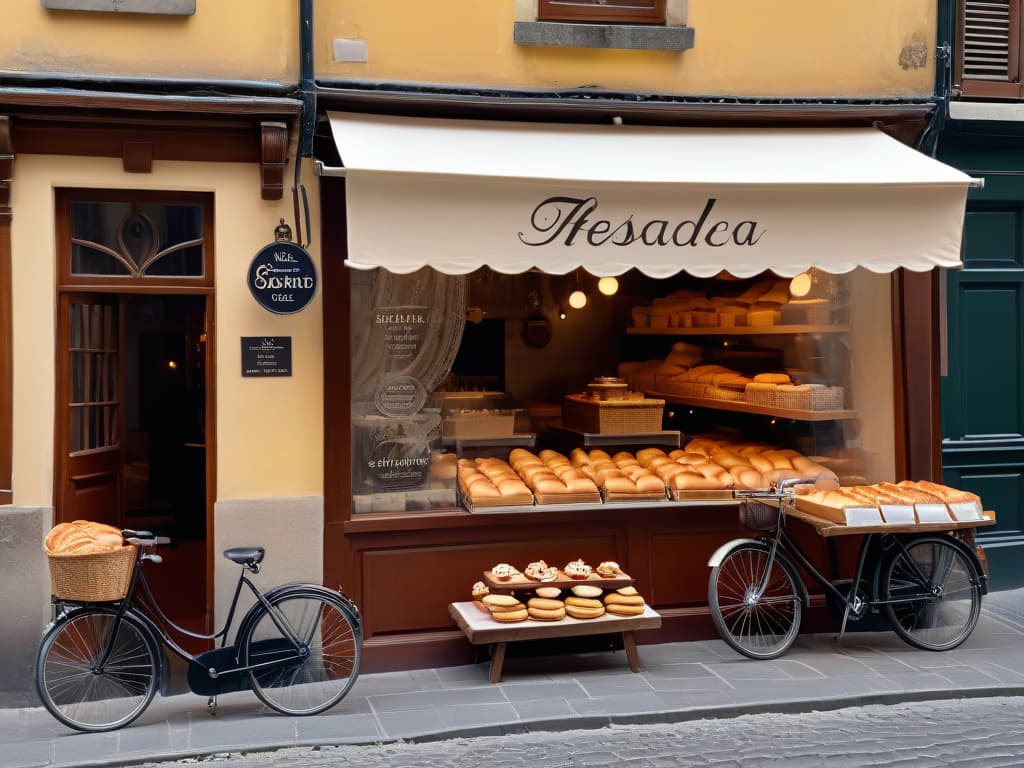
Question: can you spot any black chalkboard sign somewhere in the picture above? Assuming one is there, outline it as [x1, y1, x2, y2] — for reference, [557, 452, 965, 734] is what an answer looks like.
[241, 337, 292, 377]
[247, 242, 317, 314]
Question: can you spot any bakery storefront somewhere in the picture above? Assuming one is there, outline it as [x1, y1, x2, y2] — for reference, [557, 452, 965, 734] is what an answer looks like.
[318, 111, 978, 670]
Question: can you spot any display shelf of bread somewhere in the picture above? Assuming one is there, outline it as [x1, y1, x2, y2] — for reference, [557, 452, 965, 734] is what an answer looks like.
[507, 448, 602, 504]
[457, 457, 534, 508]
[791, 480, 993, 529]
[44, 520, 136, 602]
[628, 279, 844, 333]
[644, 366, 851, 421]
[570, 449, 668, 501]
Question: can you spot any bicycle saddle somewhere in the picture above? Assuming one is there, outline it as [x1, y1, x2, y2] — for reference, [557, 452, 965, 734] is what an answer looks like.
[223, 547, 265, 566]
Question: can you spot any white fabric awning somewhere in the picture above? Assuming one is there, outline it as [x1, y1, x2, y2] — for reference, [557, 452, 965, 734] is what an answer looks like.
[328, 111, 977, 278]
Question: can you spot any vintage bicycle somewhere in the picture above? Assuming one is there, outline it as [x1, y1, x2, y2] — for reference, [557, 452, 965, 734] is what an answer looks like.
[36, 530, 362, 732]
[707, 479, 991, 660]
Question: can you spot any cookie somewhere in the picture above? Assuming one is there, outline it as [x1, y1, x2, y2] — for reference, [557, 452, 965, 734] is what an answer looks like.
[492, 608, 529, 623]
[535, 586, 562, 599]
[565, 596, 603, 609]
[482, 594, 520, 608]
[472, 600, 490, 614]
[605, 603, 644, 617]
[571, 585, 604, 599]
[527, 606, 566, 621]
[488, 602, 525, 613]
[565, 604, 605, 620]
[596, 561, 621, 577]
[527, 597, 564, 611]
[604, 593, 645, 606]
[615, 586, 639, 596]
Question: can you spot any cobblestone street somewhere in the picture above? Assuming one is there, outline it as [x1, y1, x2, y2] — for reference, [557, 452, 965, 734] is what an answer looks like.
[146, 696, 1024, 768]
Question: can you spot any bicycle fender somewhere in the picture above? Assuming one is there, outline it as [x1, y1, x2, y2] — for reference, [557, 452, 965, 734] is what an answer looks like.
[707, 538, 761, 567]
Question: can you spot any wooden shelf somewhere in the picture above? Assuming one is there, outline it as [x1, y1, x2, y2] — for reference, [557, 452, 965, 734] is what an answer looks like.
[545, 425, 681, 448]
[627, 324, 849, 336]
[646, 390, 858, 422]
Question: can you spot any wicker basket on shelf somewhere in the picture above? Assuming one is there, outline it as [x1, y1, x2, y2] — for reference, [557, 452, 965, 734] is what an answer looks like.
[47, 545, 137, 602]
[562, 395, 665, 434]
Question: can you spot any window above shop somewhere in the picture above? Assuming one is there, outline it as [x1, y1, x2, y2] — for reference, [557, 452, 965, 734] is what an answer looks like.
[41, 0, 195, 15]
[514, 0, 693, 51]
[957, 0, 1023, 99]
[57, 189, 213, 289]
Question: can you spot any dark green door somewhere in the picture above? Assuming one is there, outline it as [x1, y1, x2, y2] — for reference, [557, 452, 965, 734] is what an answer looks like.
[942, 204, 1024, 589]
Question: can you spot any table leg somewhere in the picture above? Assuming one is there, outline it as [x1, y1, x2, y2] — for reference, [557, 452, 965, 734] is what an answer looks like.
[489, 642, 506, 684]
[623, 632, 642, 672]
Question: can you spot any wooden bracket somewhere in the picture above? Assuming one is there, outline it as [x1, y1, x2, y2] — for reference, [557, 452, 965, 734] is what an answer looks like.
[260, 121, 289, 200]
[122, 140, 153, 173]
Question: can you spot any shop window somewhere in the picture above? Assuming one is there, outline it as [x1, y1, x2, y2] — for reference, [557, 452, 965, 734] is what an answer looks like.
[958, 0, 1024, 99]
[57, 189, 213, 289]
[538, 0, 665, 24]
[41, 0, 195, 15]
[349, 266, 896, 517]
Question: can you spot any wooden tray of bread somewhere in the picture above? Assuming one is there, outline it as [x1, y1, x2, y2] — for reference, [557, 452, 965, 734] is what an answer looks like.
[668, 489, 736, 501]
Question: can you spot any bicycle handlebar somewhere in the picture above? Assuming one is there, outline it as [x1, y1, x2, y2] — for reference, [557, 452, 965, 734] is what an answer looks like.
[124, 535, 171, 547]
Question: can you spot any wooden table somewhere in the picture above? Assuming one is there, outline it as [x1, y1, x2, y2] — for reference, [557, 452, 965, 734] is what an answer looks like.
[448, 601, 662, 683]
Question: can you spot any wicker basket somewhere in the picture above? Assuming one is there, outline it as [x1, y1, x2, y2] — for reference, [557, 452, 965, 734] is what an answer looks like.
[810, 386, 844, 411]
[47, 545, 137, 602]
[738, 499, 781, 531]
[562, 395, 665, 434]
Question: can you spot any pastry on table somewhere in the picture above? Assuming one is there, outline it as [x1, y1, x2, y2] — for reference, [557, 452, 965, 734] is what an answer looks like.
[564, 558, 593, 579]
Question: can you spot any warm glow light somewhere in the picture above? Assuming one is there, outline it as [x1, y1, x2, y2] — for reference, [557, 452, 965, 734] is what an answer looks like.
[559, 310, 567, 320]
[597, 277, 619, 296]
[568, 290, 588, 309]
[167, 360, 178, 370]
[789, 272, 812, 298]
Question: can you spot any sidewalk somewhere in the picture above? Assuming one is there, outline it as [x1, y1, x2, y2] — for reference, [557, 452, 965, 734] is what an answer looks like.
[5, 588, 1024, 768]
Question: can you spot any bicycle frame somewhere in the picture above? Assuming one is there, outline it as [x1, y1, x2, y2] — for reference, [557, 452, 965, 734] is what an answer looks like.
[61, 546, 309, 681]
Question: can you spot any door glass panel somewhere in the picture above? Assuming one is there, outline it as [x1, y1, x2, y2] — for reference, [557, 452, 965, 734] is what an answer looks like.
[69, 302, 119, 452]
[70, 201, 204, 277]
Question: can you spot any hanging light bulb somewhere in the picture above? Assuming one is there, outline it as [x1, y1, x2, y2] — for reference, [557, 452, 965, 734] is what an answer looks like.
[597, 276, 619, 296]
[568, 290, 588, 309]
[789, 271, 813, 298]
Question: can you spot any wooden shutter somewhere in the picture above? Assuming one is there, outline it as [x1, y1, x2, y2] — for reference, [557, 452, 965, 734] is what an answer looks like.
[960, 0, 1023, 97]
[538, 0, 665, 24]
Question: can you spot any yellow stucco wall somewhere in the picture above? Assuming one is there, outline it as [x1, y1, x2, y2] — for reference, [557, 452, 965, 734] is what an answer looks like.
[10, 155, 323, 506]
[0, 2, 297, 82]
[317, 0, 937, 98]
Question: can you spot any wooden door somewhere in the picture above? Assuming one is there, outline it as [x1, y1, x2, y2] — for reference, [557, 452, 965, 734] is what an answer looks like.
[56, 293, 124, 528]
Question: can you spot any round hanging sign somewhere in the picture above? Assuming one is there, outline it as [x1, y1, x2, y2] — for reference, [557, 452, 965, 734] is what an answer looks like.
[247, 241, 317, 315]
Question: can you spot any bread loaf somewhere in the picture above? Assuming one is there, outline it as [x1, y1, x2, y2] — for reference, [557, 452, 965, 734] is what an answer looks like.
[45, 520, 123, 555]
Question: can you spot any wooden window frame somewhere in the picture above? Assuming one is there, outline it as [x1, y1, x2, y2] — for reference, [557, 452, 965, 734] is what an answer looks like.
[538, 0, 666, 24]
[56, 188, 214, 291]
[958, 0, 1024, 99]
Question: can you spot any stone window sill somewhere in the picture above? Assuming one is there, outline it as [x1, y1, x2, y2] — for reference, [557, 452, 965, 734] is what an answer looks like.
[514, 20, 693, 51]
[41, 0, 195, 14]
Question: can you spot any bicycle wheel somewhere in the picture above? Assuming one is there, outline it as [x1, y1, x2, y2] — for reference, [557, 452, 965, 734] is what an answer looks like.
[882, 535, 982, 651]
[241, 590, 361, 716]
[709, 543, 803, 660]
[36, 607, 159, 732]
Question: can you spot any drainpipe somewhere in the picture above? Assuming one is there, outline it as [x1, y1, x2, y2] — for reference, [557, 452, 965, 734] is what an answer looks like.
[293, 0, 315, 246]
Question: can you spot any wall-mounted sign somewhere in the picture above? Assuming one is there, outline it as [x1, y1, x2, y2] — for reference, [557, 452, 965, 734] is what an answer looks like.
[241, 337, 292, 377]
[247, 241, 317, 314]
